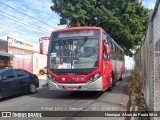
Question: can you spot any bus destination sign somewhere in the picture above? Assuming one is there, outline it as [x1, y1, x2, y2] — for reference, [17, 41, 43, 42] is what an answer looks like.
[58, 31, 94, 38]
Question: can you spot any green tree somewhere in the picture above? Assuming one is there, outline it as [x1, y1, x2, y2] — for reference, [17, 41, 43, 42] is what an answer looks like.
[51, 0, 149, 56]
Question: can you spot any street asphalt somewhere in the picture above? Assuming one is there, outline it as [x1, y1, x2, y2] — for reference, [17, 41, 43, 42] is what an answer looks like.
[0, 71, 131, 120]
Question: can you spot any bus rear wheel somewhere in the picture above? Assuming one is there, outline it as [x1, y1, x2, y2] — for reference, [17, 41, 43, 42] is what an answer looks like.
[119, 74, 123, 81]
[119, 77, 122, 81]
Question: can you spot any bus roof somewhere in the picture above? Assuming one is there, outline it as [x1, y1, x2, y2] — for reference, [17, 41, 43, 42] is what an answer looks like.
[52, 26, 102, 33]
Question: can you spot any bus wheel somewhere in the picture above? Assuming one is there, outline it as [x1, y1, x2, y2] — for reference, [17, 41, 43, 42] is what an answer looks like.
[119, 74, 123, 81]
[108, 74, 114, 91]
[119, 77, 122, 81]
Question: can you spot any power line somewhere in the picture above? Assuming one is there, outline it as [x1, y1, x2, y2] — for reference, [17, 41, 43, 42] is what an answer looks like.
[0, 26, 41, 36]
[0, 13, 50, 34]
[0, 23, 44, 34]
[0, 26, 39, 43]
[0, 26, 41, 43]
[0, 26, 40, 43]
[0, 25, 46, 37]
[0, 10, 51, 33]
[0, 1, 59, 29]
[0, 26, 28, 35]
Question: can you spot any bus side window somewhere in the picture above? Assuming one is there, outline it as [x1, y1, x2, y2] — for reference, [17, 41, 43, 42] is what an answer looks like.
[112, 43, 115, 59]
[115, 47, 119, 60]
[120, 51, 123, 61]
[108, 41, 113, 59]
[114, 45, 117, 59]
[103, 41, 107, 60]
[119, 49, 121, 61]
[118, 49, 122, 61]
[115, 47, 117, 59]
[121, 51, 124, 61]
[122, 52, 124, 60]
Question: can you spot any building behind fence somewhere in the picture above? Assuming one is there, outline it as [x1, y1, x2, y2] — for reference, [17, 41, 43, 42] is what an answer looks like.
[134, 0, 160, 113]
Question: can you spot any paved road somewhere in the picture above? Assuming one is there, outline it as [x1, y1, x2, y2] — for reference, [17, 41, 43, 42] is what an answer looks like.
[0, 71, 131, 120]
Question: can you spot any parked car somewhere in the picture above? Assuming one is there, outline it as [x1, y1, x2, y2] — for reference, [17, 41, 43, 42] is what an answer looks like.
[0, 68, 39, 99]
[39, 66, 47, 75]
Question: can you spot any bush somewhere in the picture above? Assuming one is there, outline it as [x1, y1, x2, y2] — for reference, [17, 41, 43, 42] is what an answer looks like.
[127, 65, 146, 111]
[127, 65, 142, 96]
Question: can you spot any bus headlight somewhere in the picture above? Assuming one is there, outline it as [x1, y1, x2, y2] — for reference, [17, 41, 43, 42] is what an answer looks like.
[47, 74, 56, 82]
[89, 72, 100, 82]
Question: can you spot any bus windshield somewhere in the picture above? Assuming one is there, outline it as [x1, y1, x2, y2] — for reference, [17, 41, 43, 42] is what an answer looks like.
[49, 37, 99, 69]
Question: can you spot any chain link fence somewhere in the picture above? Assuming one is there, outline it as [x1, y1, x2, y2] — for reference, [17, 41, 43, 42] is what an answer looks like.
[134, 0, 160, 112]
[153, 0, 160, 112]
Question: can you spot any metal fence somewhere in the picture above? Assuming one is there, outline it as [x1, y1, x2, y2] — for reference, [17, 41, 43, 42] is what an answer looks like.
[134, 0, 160, 112]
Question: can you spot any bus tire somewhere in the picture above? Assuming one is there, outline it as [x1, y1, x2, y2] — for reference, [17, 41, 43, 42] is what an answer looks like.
[119, 77, 123, 81]
[119, 74, 123, 81]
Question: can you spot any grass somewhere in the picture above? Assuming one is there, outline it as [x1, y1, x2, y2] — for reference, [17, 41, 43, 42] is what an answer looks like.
[127, 65, 146, 112]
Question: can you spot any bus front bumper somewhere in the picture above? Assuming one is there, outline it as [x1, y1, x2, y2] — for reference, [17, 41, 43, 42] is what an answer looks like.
[47, 77, 103, 91]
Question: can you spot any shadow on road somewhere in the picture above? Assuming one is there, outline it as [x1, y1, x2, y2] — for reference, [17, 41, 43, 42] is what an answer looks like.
[110, 76, 131, 94]
[28, 87, 104, 100]
[0, 93, 28, 102]
[0, 87, 104, 102]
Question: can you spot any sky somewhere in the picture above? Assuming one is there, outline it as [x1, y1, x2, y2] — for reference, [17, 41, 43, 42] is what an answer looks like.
[0, 0, 157, 69]
[0, 0, 66, 44]
[142, 0, 157, 9]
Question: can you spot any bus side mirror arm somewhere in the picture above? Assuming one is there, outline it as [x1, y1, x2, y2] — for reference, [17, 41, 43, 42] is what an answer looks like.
[105, 44, 110, 56]
[103, 55, 110, 60]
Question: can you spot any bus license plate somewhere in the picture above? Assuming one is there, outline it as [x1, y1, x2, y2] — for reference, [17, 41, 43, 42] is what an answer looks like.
[67, 87, 78, 91]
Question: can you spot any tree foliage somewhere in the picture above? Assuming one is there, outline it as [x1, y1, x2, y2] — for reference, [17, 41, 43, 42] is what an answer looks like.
[51, 0, 149, 56]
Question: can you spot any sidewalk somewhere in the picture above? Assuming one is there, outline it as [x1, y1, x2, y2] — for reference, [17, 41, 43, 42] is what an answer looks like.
[37, 74, 47, 87]
[37, 74, 47, 79]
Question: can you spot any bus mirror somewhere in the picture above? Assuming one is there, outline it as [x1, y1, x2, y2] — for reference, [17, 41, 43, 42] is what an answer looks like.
[103, 40, 110, 56]
[105, 44, 110, 56]
[105, 47, 109, 56]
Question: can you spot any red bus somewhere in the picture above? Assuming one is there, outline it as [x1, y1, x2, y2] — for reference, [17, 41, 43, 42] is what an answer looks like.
[47, 27, 125, 91]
